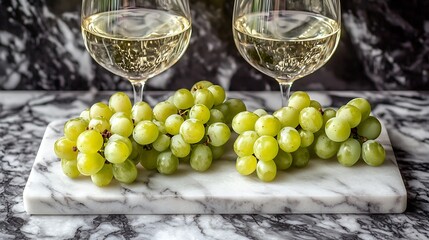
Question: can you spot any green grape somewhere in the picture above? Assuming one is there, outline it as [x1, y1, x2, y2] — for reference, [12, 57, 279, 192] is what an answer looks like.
[189, 104, 211, 124]
[256, 160, 277, 182]
[191, 80, 213, 93]
[54, 136, 78, 160]
[347, 98, 371, 121]
[208, 85, 226, 106]
[194, 88, 215, 109]
[236, 155, 257, 175]
[254, 136, 279, 161]
[79, 109, 90, 122]
[288, 91, 311, 112]
[299, 107, 323, 133]
[274, 150, 293, 170]
[212, 103, 230, 121]
[88, 117, 110, 133]
[76, 130, 103, 154]
[91, 163, 113, 187]
[323, 108, 337, 125]
[153, 101, 178, 122]
[362, 140, 385, 166]
[253, 108, 268, 117]
[336, 105, 362, 128]
[207, 122, 231, 147]
[104, 140, 130, 164]
[210, 145, 224, 160]
[207, 109, 225, 125]
[77, 152, 105, 176]
[337, 138, 361, 167]
[173, 88, 194, 110]
[277, 127, 301, 153]
[273, 106, 299, 128]
[357, 116, 382, 140]
[190, 144, 213, 172]
[166, 95, 175, 104]
[225, 98, 247, 123]
[109, 92, 132, 114]
[153, 120, 167, 134]
[153, 134, 171, 152]
[131, 101, 153, 124]
[299, 129, 314, 148]
[110, 115, 134, 137]
[112, 159, 138, 183]
[179, 119, 205, 144]
[254, 115, 281, 137]
[61, 159, 79, 178]
[109, 134, 132, 153]
[170, 134, 191, 158]
[157, 151, 179, 174]
[128, 137, 142, 163]
[309, 100, 322, 110]
[232, 111, 259, 134]
[179, 154, 191, 163]
[233, 130, 259, 157]
[292, 147, 310, 168]
[133, 120, 159, 145]
[64, 118, 88, 141]
[139, 148, 159, 170]
[165, 114, 184, 135]
[110, 112, 131, 122]
[90, 102, 113, 120]
[325, 117, 351, 142]
[314, 133, 341, 159]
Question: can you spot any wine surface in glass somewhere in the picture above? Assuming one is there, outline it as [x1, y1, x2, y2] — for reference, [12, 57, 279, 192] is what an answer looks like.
[233, 10, 340, 82]
[82, 9, 191, 81]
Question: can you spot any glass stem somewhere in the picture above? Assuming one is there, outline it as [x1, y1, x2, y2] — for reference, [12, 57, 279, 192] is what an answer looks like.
[131, 81, 146, 104]
[279, 81, 293, 107]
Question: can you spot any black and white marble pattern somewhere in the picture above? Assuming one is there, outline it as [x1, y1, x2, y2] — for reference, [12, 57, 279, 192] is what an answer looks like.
[1, 91, 428, 239]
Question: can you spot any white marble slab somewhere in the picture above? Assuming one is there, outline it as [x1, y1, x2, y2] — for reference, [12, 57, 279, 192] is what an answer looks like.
[23, 120, 407, 215]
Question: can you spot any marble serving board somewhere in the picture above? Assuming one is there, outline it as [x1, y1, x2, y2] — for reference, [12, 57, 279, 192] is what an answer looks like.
[23, 120, 407, 215]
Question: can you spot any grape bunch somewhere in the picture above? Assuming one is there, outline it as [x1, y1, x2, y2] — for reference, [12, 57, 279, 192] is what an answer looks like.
[54, 80, 245, 187]
[232, 91, 386, 182]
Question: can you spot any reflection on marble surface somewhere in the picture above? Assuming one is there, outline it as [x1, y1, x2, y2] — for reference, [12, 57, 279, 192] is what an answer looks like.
[1, 91, 428, 238]
[3, 0, 428, 91]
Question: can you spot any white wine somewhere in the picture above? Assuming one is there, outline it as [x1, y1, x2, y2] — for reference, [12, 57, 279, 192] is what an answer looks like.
[234, 11, 340, 82]
[82, 9, 191, 81]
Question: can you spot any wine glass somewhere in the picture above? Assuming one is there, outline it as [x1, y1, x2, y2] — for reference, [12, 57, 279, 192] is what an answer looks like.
[233, 0, 341, 106]
[81, 0, 192, 103]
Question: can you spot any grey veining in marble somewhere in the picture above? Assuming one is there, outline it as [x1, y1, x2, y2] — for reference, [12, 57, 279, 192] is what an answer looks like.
[1, 91, 429, 239]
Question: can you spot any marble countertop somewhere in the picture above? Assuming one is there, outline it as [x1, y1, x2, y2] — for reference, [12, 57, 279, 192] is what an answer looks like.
[1, 90, 428, 239]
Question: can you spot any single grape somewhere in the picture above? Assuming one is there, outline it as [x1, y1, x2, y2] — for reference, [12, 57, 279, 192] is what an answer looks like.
[288, 91, 311, 112]
[109, 134, 132, 153]
[153, 134, 171, 152]
[104, 140, 130, 164]
[313, 133, 341, 159]
[362, 140, 385, 166]
[165, 114, 184, 135]
[191, 80, 213, 93]
[109, 92, 132, 114]
[110, 115, 134, 137]
[179, 119, 205, 144]
[157, 151, 179, 174]
[233, 130, 259, 157]
[277, 127, 301, 153]
[212, 103, 229, 121]
[337, 138, 361, 167]
[112, 159, 138, 183]
[88, 117, 110, 133]
[256, 160, 277, 182]
[133, 120, 159, 145]
[299, 129, 314, 148]
[64, 118, 88, 141]
[139, 148, 159, 170]
[336, 104, 362, 128]
[76, 130, 103, 154]
[166, 95, 175, 104]
[274, 150, 293, 170]
[225, 98, 247, 123]
[325, 117, 351, 142]
[210, 145, 224, 160]
[79, 109, 90, 122]
[322, 108, 337, 125]
[347, 98, 371, 121]
[232, 111, 259, 134]
[90, 102, 113, 120]
[128, 137, 142, 163]
[189, 104, 211, 124]
[190, 144, 213, 172]
[236, 155, 257, 175]
[253, 136, 279, 162]
[299, 107, 323, 133]
[253, 108, 268, 117]
[357, 116, 382, 140]
[254, 115, 281, 137]
[131, 101, 153, 124]
[207, 109, 225, 125]
[91, 163, 113, 187]
[170, 134, 191, 158]
[273, 106, 299, 128]
[76, 152, 105, 176]
[309, 100, 322, 110]
[207, 122, 231, 147]
[194, 88, 215, 109]
[61, 159, 79, 178]
[292, 147, 310, 168]
[54, 136, 78, 160]
[208, 85, 226, 106]
[153, 101, 178, 122]
[173, 88, 194, 110]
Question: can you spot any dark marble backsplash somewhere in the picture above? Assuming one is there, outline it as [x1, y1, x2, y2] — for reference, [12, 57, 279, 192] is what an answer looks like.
[0, 0, 428, 91]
